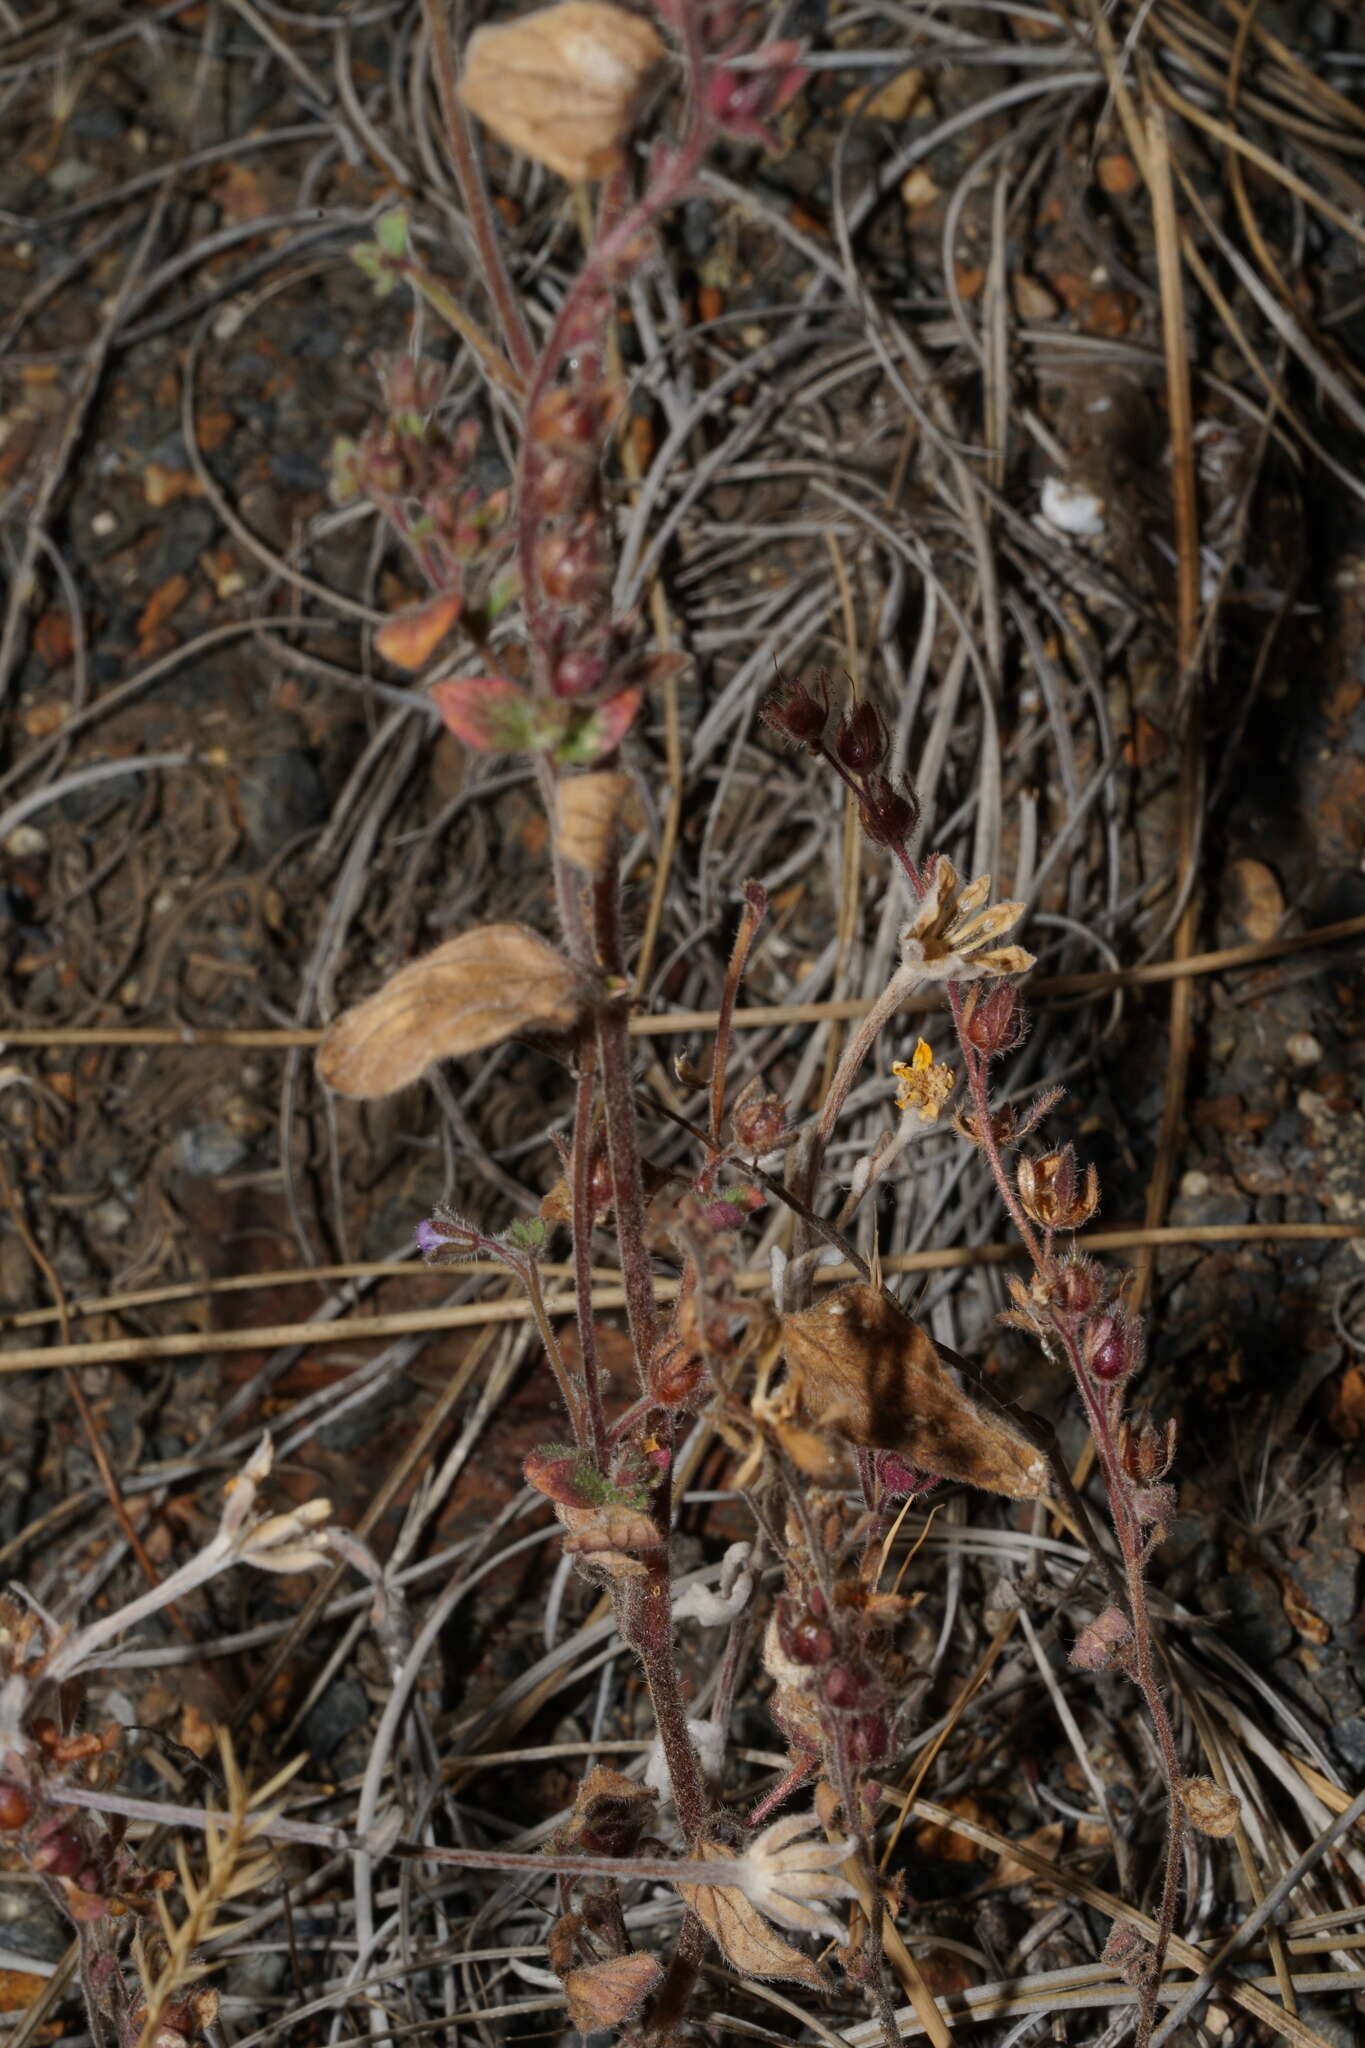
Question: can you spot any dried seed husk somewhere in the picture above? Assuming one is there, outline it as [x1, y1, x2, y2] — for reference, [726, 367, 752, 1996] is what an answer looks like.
[458, 1, 665, 183]
[317, 925, 581, 1098]
[556, 769, 632, 872]
[563, 1953, 662, 2032]
[781, 1283, 1049, 1501]
[1177, 1775, 1240, 1838]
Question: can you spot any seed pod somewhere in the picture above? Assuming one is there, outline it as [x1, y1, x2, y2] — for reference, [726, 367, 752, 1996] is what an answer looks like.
[1016, 1145, 1100, 1230]
[458, 1, 666, 183]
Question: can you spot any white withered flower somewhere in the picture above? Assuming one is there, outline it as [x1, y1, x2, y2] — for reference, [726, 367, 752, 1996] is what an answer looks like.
[898, 854, 1033, 983]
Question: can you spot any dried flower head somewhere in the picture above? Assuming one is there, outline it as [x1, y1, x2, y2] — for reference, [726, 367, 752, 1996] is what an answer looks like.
[733, 1808, 855, 1939]
[458, 1, 666, 183]
[898, 855, 1033, 983]
[891, 1038, 955, 1123]
[1016, 1145, 1099, 1231]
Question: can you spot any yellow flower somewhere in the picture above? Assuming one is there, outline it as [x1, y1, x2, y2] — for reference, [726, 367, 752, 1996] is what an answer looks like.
[898, 855, 1034, 983]
[892, 1038, 956, 1123]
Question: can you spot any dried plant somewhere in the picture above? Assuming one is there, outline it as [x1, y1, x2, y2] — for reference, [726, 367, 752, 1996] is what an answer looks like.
[8, 1, 1321, 2045]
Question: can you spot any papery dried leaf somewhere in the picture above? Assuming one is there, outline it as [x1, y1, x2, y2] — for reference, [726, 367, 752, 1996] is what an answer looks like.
[317, 926, 581, 1098]
[375, 591, 463, 671]
[458, 1, 665, 183]
[679, 1840, 829, 1989]
[557, 1500, 663, 1580]
[781, 1283, 1049, 1500]
[563, 1953, 662, 2032]
[1177, 1775, 1240, 1838]
[556, 770, 631, 872]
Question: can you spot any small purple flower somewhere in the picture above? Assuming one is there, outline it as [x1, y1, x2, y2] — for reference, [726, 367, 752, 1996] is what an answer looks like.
[415, 1207, 481, 1262]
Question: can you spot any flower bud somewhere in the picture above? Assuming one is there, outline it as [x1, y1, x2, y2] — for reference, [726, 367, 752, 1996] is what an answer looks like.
[0, 1780, 31, 1830]
[530, 390, 599, 450]
[834, 699, 886, 775]
[416, 1209, 481, 1261]
[874, 1451, 939, 1499]
[960, 982, 1026, 1058]
[32, 1826, 84, 1878]
[777, 1599, 834, 1667]
[761, 673, 828, 747]
[703, 41, 806, 148]
[731, 1090, 787, 1153]
[859, 773, 918, 848]
[554, 648, 609, 699]
[822, 1664, 862, 1710]
[1084, 1314, 1138, 1383]
[848, 1712, 888, 1765]
[538, 528, 605, 606]
[651, 1341, 704, 1408]
[1052, 1256, 1103, 1314]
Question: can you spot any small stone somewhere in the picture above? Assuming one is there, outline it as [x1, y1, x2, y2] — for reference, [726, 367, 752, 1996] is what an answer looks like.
[1096, 153, 1137, 195]
[302, 1677, 368, 1763]
[1179, 1169, 1210, 1199]
[844, 68, 927, 121]
[899, 166, 939, 213]
[143, 463, 202, 509]
[4, 824, 48, 857]
[90, 509, 117, 537]
[48, 159, 97, 194]
[172, 1122, 249, 1179]
[1286, 1031, 1323, 1067]
[1226, 856, 1284, 943]
[1012, 273, 1059, 321]
[1040, 476, 1105, 538]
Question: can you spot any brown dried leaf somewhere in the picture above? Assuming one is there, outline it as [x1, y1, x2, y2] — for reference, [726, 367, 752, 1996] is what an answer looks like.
[1177, 1776, 1240, 1838]
[317, 925, 581, 1098]
[563, 1953, 662, 2032]
[557, 1500, 664, 1581]
[678, 1841, 830, 1990]
[458, 1, 665, 183]
[556, 770, 631, 873]
[781, 1283, 1049, 1501]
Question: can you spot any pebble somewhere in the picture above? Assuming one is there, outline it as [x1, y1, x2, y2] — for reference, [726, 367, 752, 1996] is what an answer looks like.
[172, 1121, 249, 1179]
[1286, 1031, 1323, 1067]
[1179, 1169, 1210, 1199]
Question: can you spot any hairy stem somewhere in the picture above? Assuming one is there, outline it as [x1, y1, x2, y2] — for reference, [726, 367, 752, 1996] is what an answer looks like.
[420, 0, 536, 385]
[708, 882, 767, 1155]
[571, 1045, 610, 1468]
[620, 1562, 710, 1845]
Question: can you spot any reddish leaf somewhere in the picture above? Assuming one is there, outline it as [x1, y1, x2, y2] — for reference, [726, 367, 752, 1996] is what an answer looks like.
[375, 591, 463, 671]
[430, 675, 537, 753]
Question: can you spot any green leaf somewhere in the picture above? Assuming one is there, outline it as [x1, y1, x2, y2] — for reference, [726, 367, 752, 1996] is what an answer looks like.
[375, 207, 410, 259]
